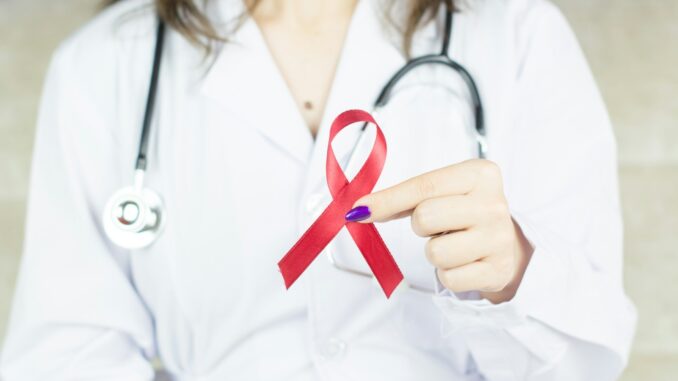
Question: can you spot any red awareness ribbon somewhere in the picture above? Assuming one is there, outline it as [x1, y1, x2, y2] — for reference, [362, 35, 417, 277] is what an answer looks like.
[278, 109, 404, 298]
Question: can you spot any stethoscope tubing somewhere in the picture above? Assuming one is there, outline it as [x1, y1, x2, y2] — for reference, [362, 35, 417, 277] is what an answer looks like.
[136, 20, 166, 173]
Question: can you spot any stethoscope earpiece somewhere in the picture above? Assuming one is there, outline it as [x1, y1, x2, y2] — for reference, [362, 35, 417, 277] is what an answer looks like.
[102, 184, 165, 249]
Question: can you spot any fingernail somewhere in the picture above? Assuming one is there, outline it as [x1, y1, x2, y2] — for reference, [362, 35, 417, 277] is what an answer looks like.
[345, 205, 371, 222]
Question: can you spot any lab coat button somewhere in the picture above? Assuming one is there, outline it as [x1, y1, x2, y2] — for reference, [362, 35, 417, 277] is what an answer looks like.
[322, 337, 347, 359]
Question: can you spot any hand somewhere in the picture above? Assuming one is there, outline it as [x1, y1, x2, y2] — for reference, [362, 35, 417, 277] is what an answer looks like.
[345, 159, 533, 303]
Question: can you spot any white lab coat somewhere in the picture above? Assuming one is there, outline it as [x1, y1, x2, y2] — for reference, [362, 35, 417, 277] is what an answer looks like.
[0, 0, 637, 380]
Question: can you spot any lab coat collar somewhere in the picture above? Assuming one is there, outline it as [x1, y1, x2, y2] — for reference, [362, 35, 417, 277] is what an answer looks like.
[200, 1, 314, 165]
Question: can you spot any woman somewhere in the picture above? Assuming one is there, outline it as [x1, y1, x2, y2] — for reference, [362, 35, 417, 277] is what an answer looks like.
[1, 0, 636, 380]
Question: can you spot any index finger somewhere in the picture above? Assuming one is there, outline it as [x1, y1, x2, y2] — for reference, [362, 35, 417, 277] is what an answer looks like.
[348, 160, 486, 223]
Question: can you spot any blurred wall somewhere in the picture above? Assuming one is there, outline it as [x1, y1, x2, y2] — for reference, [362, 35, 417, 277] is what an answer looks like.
[1, 0, 676, 379]
[554, 1, 678, 380]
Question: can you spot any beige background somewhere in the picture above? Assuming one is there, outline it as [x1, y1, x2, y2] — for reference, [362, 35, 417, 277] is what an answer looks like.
[1, 0, 676, 379]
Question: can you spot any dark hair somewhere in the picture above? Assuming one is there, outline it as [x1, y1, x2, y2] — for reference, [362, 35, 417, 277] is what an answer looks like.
[104, 0, 454, 56]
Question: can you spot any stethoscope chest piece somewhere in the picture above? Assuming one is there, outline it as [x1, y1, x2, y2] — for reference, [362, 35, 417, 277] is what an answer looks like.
[102, 185, 165, 249]
[102, 19, 167, 250]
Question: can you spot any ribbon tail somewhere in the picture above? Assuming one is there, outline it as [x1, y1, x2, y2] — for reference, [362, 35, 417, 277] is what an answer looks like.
[278, 201, 346, 289]
[346, 223, 404, 298]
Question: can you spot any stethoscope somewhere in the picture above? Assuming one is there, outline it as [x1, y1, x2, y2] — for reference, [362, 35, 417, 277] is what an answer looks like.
[101, 20, 167, 249]
[102, 2, 485, 257]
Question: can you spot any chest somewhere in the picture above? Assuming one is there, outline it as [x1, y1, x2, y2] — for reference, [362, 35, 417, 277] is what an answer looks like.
[250, 5, 356, 136]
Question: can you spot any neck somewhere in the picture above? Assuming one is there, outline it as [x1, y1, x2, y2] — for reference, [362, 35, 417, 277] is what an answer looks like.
[247, 0, 359, 32]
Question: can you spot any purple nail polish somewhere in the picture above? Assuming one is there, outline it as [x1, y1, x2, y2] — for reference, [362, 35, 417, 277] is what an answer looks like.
[345, 205, 371, 222]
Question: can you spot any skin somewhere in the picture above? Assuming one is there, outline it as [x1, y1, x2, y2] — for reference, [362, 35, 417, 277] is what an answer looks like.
[249, 0, 359, 136]
[252, 1, 534, 303]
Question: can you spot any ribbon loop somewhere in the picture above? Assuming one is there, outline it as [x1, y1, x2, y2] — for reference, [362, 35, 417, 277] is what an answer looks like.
[278, 110, 404, 298]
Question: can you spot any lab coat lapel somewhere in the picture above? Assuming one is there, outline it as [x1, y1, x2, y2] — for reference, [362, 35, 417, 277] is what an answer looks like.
[200, 6, 314, 165]
[300, 0, 405, 198]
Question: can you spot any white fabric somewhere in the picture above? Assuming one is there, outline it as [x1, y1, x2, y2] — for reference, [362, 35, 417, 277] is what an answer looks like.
[0, 0, 636, 380]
